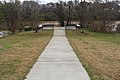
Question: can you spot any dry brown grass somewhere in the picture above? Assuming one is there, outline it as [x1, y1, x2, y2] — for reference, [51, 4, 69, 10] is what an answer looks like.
[66, 30, 120, 80]
[0, 30, 53, 80]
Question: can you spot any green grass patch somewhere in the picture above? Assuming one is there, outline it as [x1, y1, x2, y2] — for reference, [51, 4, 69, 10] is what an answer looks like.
[83, 29, 120, 45]
[0, 30, 53, 80]
[66, 30, 120, 80]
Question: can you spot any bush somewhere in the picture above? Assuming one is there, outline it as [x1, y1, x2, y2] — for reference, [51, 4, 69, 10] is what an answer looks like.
[90, 21, 116, 33]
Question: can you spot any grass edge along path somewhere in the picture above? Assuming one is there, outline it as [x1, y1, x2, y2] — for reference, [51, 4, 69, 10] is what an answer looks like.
[66, 30, 120, 80]
[0, 30, 53, 80]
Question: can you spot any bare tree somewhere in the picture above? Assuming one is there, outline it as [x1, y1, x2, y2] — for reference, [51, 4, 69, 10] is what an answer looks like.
[55, 1, 65, 27]
[5, 1, 16, 33]
[66, 1, 73, 26]
[74, 0, 89, 28]
[90, 0, 118, 32]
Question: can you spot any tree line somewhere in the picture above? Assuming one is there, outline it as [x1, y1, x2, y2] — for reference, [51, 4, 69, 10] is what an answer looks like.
[0, 0, 120, 33]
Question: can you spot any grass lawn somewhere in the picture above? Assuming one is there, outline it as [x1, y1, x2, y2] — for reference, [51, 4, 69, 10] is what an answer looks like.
[0, 30, 53, 80]
[66, 30, 120, 80]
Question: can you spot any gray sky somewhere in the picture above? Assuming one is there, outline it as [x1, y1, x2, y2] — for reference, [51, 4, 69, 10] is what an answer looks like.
[40, 0, 58, 4]
[0, 0, 69, 4]
[0, 0, 116, 4]
[34, 0, 69, 4]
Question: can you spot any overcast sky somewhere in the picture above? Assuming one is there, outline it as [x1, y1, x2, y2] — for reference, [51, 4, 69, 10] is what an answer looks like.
[40, 0, 58, 4]
[33, 0, 70, 4]
[0, 0, 116, 4]
[0, 0, 70, 4]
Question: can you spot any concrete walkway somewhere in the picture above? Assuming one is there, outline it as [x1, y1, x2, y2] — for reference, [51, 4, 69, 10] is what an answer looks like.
[25, 27, 90, 80]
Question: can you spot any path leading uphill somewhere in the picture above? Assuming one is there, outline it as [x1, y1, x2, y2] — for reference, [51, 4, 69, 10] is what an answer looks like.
[25, 27, 90, 80]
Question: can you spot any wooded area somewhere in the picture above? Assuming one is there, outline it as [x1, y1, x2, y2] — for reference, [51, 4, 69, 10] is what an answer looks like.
[0, 0, 120, 33]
